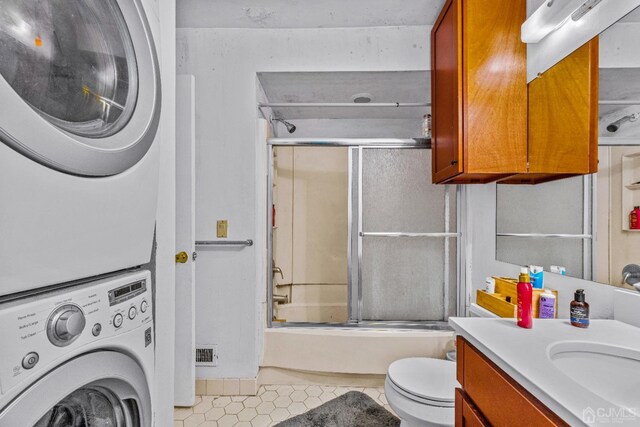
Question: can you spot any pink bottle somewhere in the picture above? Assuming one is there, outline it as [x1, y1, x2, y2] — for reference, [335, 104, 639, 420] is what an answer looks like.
[517, 267, 533, 329]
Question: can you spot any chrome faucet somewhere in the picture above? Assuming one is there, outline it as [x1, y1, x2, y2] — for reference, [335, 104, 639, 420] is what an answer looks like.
[622, 264, 640, 291]
[271, 260, 284, 280]
[272, 266, 284, 279]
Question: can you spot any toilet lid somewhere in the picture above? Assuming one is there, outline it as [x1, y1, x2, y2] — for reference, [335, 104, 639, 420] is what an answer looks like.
[387, 358, 456, 404]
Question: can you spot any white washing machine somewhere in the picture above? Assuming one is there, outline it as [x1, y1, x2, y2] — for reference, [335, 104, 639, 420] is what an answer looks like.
[0, 0, 162, 295]
[0, 270, 154, 426]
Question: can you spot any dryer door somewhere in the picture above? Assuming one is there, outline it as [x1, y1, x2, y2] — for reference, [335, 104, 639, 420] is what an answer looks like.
[0, 352, 152, 426]
[0, 0, 160, 177]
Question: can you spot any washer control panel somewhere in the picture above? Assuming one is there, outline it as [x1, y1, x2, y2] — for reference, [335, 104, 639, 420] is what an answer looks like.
[0, 270, 152, 396]
[107, 279, 149, 331]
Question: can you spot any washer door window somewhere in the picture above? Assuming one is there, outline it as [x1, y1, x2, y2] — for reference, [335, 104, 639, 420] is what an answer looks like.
[34, 387, 138, 426]
[0, 352, 151, 426]
[0, 0, 160, 176]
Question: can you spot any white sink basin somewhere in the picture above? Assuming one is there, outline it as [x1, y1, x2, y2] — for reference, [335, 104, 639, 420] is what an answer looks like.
[548, 341, 640, 409]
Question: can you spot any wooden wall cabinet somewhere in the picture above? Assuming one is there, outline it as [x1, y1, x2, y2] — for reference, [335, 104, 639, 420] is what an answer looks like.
[431, 0, 528, 184]
[456, 336, 568, 426]
[502, 39, 599, 184]
[431, 0, 598, 185]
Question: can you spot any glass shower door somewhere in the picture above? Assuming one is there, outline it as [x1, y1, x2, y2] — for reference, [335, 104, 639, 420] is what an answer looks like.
[349, 147, 457, 322]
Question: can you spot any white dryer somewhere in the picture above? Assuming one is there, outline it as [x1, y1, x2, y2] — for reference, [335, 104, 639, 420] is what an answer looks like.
[0, 270, 154, 425]
[0, 0, 161, 295]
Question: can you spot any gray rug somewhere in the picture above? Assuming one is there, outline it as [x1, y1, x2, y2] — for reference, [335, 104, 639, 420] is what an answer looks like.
[275, 391, 400, 427]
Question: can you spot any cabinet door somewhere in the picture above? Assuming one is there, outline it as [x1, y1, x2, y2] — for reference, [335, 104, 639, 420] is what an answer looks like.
[455, 388, 488, 427]
[457, 337, 569, 426]
[431, 0, 462, 183]
[528, 39, 599, 176]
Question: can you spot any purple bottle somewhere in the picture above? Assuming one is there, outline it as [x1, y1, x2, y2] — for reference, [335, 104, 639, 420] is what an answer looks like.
[539, 290, 556, 319]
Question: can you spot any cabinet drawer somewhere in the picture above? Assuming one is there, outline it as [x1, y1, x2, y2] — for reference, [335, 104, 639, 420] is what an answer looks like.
[457, 337, 567, 426]
[455, 388, 489, 427]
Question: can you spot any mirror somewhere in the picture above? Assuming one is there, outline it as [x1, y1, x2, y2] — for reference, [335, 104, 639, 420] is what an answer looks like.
[526, 0, 640, 81]
[496, 8, 640, 288]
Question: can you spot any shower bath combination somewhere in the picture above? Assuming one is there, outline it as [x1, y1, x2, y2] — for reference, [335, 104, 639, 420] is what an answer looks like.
[607, 112, 640, 132]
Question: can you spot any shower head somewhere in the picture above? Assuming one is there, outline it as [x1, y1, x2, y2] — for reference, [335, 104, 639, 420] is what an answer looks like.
[607, 113, 639, 133]
[271, 117, 296, 134]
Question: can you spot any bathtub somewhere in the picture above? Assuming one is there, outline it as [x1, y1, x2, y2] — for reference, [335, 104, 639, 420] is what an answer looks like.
[260, 326, 455, 386]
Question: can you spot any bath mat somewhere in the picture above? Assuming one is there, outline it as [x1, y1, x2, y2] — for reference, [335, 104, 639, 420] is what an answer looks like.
[275, 391, 400, 427]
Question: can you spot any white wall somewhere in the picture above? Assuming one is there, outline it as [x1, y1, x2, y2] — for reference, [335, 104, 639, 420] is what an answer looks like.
[176, 25, 429, 378]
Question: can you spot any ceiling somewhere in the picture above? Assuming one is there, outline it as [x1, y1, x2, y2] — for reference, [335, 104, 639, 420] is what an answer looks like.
[177, 0, 445, 29]
[619, 5, 640, 23]
[258, 71, 430, 119]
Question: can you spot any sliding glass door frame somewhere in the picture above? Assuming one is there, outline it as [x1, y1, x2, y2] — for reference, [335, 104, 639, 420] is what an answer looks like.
[266, 138, 460, 328]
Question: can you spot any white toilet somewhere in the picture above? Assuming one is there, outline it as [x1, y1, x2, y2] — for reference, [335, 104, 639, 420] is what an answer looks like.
[384, 357, 456, 427]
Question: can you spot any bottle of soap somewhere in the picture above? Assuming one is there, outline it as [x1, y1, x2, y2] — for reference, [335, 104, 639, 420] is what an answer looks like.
[630, 206, 640, 230]
[539, 289, 556, 319]
[517, 267, 533, 329]
[570, 289, 590, 328]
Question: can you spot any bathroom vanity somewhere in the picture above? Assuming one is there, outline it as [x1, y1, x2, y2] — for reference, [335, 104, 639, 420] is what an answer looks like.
[455, 336, 566, 426]
[450, 317, 640, 426]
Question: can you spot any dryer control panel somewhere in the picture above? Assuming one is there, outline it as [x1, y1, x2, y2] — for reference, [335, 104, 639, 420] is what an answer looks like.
[0, 270, 152, 397]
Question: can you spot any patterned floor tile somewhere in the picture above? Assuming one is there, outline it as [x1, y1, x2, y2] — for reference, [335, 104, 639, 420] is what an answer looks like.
[174, 384, 391, 426]
[269, 407, 290, 423]
[204, 407, 225, 421]
[174, 407, 194, 421]
[237, 408, 258, 422]
[184, 413, 205, 427]
[273, 396, 292, 408]
[250, 414, 271, 427]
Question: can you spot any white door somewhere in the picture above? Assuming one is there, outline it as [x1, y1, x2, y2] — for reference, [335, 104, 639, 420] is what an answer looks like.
[174, 75, 196, 406]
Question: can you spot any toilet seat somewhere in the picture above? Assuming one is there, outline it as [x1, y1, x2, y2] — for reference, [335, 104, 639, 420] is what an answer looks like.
[387, 358, 456, 408]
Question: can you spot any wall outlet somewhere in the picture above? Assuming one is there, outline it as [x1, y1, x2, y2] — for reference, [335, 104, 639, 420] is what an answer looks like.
[217, 220, 228, 238]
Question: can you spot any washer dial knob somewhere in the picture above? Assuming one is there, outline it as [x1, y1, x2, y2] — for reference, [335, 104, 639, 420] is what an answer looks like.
[47, 304, 86, 347]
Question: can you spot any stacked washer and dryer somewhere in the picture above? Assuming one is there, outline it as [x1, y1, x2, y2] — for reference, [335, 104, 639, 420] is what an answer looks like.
[0, 0, 162, 424]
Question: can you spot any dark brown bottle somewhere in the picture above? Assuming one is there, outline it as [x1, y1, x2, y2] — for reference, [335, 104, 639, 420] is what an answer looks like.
[570, 289, 589, 328]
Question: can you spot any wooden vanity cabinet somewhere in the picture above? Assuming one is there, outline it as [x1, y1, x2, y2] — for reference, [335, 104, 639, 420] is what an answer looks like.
[501, 39, 599, 185]
[456, 336, 568, 427]
[431, 0, 528, 184]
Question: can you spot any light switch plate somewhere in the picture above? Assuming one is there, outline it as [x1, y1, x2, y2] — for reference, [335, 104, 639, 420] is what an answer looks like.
[217, 220, 228, 238]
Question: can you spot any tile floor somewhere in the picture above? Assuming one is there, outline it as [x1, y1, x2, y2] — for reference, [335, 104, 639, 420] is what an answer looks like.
[173, 385, 393, 427]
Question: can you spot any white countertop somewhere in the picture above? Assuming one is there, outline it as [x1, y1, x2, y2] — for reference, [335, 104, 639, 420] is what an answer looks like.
[449, 317, 640, 426]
